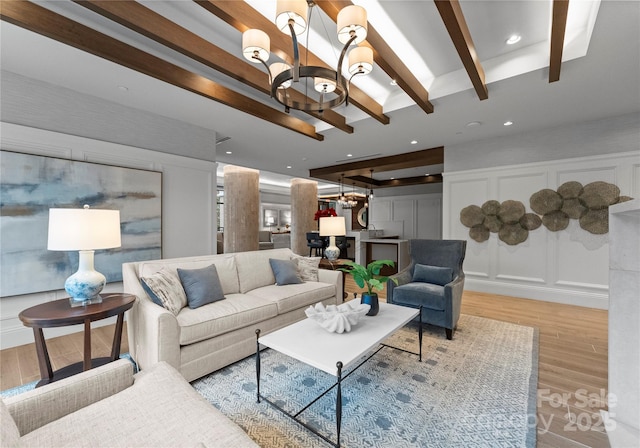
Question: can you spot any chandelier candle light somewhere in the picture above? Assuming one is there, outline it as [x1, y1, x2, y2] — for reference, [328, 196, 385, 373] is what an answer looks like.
[242, 0, 373, 113]
[47, 205, 121, 302]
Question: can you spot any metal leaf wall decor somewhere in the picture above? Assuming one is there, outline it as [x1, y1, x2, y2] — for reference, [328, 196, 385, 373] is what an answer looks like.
[459, 181, 633, 245]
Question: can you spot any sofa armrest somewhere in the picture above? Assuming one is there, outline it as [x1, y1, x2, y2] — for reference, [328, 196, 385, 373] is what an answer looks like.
[123, 262, 181, 372]
[4, 359, 134, 436]
[127, 296, 181, 372]
[317, 269, 342, 304]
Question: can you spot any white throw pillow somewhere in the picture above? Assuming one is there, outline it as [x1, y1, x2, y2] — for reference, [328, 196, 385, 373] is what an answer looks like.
[140, 269, 187, 315]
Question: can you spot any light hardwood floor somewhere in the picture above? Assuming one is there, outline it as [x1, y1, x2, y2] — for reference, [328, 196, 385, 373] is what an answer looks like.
[1, 280, 610, 448]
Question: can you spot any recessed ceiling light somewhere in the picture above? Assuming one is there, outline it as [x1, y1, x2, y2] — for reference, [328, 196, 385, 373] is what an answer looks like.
[225, 151, 232, 154]
[466, 121, 481, 127]
[504, 121, 514, 126]
[390, 79, 398, 86]
[410, 140, 418, 145]
[347, 153, 353, 157]
[425, 173, 430, 176]
[390, 177, 395, 180]
[506, 34, 521, 45]
[286, 165, 292, 169]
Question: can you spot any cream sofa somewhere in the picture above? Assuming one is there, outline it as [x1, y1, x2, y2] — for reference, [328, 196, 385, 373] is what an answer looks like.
[1, 359, 257, 447]
[123, 248, 342, 381]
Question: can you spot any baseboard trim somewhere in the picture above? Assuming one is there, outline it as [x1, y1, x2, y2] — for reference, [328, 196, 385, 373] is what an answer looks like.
[465, 279, 609, 309]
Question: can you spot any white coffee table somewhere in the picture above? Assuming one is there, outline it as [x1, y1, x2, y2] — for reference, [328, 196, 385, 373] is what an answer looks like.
[255, 302, 422, 448]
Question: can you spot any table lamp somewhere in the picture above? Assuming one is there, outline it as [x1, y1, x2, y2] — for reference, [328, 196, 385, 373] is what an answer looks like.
[47, 205, 121, 302]
[319, 216, 346, 261]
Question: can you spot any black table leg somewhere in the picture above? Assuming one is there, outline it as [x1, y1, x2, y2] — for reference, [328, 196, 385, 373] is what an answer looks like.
[255, 329, 261, 403]
[418, 306, 423, 362]
[336, 361, 343, 448]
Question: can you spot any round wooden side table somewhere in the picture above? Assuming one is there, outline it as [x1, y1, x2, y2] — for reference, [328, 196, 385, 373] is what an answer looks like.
[19, 293, 136, 387]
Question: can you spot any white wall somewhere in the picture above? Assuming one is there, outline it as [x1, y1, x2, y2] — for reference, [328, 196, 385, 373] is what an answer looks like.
[0, 123, 217, 348]
[443, 151, 640, 309]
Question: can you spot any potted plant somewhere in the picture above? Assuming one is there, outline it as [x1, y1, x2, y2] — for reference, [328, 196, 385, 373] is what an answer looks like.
[338, 260, 398, 316]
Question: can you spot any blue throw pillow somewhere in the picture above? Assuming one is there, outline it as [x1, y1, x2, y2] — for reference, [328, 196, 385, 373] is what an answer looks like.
[177, 264, 226, 309]
[269, 258, 302, 285]
[412, 264, 454, 286]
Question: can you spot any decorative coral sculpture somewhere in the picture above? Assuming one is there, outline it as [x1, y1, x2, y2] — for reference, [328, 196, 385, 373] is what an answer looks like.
[305, 301, 370, 333]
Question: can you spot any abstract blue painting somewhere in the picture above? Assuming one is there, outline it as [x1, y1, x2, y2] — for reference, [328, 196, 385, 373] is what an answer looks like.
[0, 151, 162, 297]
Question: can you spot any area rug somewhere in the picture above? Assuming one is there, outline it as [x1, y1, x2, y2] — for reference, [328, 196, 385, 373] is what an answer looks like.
[192, 314, 538, 448]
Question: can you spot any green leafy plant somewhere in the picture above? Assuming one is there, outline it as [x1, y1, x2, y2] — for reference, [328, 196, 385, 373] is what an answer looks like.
[338, 260, 399, 295]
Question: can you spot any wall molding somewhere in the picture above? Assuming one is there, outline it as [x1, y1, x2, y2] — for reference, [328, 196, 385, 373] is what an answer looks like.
[466, 278, 609, 309]
[445, 150, 640, 309]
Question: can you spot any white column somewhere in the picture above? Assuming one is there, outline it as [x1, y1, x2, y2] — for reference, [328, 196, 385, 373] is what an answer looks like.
[603, 199, 640, 447]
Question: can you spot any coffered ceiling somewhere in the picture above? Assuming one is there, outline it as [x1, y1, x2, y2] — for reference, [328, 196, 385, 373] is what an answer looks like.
[1, 1, 639, 191]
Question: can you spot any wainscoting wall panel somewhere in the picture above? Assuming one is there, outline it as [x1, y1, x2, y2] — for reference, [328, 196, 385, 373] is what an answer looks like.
[444, 151, 640, 309]
[448, 177, 491, 279]
[369, 193, 442, 241]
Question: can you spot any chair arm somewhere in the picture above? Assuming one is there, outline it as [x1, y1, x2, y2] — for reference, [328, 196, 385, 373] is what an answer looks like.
[387, 266, 413, 304]
[317, 269, 343, 305]
[444, 275, 465, 329]
[4, 359, 134, 436]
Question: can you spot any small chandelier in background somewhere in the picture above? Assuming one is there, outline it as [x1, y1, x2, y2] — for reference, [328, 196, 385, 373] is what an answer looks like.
[339, 182, 359, 209]
[368, 169, 375, 200]
[242, 0, 373, 113]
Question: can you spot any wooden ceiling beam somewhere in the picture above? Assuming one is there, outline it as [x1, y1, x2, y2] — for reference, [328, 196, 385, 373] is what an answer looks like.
[195, 0, 390, 125]
[434, 0, 488, 100]
[309, 147, 444, 188]
[316, 0, 434, 114]
[0, 0, 323, 140]
[549, 0, 569, 83]
[73, 0, 353, 134]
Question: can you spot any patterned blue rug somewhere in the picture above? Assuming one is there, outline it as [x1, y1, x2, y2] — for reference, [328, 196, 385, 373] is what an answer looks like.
[192, 314, 538, 448]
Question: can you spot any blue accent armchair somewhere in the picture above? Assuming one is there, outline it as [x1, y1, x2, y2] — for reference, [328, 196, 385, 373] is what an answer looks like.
[387, 239, 466, 340]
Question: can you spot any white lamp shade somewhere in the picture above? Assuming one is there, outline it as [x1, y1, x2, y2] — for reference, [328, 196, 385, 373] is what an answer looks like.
[319, 216, 346, 237]
[48, 208, 121, 251]
[269, 62, 292, 88]
[348, 46, 373, 75]
[242, 29, 270, 62]
[337, 5, 367, 44]
[314, 77, 337, 93]
[276, 0, 308, 35]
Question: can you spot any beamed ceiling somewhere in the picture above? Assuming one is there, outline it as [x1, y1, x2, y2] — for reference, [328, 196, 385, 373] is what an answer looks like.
[1, 1, 638, 191]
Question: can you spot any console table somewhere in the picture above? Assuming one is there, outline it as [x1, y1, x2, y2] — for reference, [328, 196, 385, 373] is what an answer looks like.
[19, 293, 135, 387]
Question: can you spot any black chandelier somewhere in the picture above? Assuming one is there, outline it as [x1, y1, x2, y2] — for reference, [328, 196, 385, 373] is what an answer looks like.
[242, 0, 373, 113]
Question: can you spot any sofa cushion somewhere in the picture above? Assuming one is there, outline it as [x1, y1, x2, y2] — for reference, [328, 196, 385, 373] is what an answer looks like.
[269, 258, 302, 285]
[177, 294, 278, 345]
[178, 264, 226, 309]
[290, 254, 321, 282]
[19, 362, 257, 447]
[412, 264, 454, 286]
[247, 282, 336, 314]
[0, 400, 20, 447]
[139, 254, 240, 295]
[392, 282, 446, 311]
[235, 248, 293, 293]
[141, 269, 186, 315]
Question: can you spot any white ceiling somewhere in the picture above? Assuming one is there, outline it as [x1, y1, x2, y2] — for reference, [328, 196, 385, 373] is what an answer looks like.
[1, 1, 639, 190]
